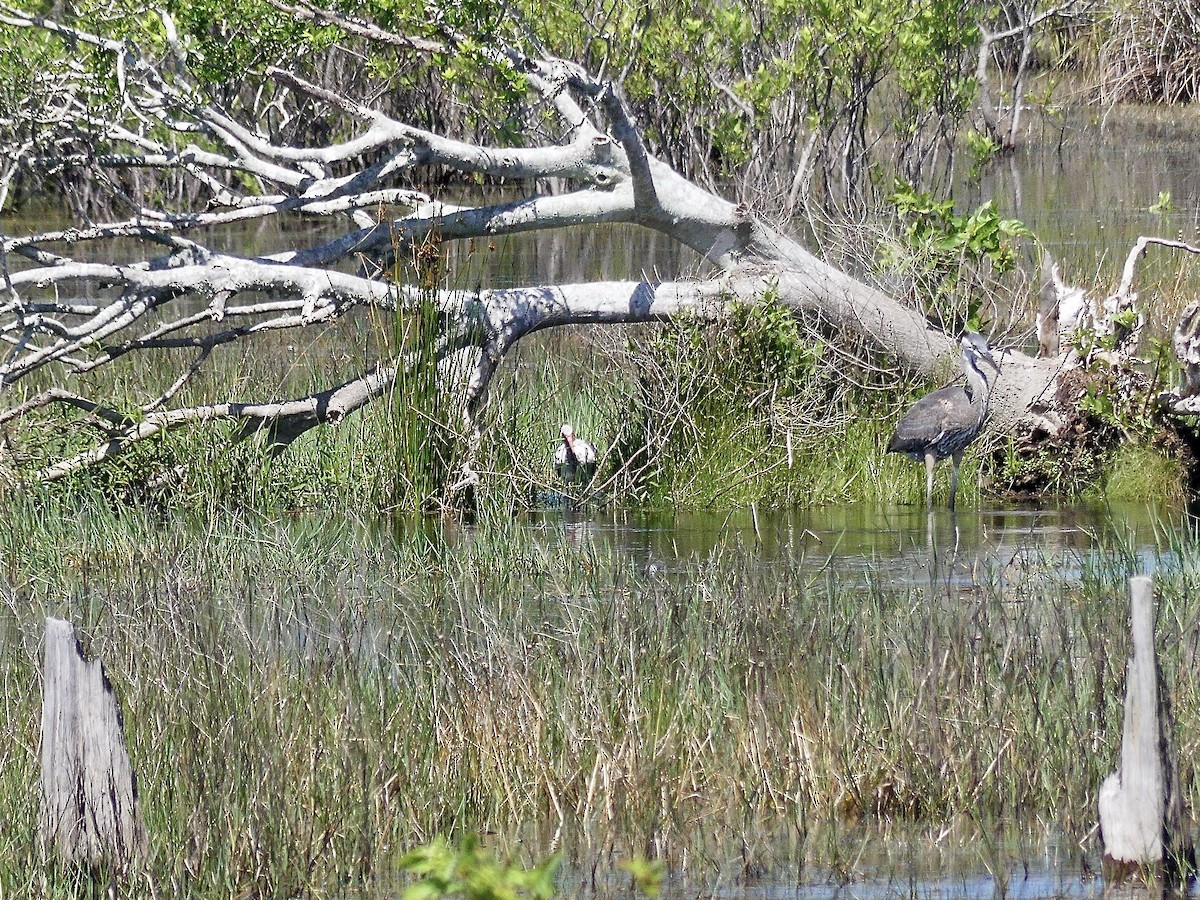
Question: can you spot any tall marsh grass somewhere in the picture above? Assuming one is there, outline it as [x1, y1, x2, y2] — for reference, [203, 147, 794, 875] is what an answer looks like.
[1, 499, 1196, 896]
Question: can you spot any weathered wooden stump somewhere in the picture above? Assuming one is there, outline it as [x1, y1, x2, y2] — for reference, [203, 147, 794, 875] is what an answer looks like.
[1097, 576, 1193, 884]
[40, 617, 145, 868]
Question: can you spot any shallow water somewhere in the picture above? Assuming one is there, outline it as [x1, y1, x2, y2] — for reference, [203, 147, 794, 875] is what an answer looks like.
[729, 868, 1111, 900]
[522, 499, 1171, 591]
[964, 103, 1200, 353]
[969, 105, 1200, 275]
[514, 500, 1187, 899]
[560, 824, 1181, 900]
[9, 105, 1200, 899]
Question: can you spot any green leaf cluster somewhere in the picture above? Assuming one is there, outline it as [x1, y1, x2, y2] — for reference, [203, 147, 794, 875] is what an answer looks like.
[50, 0, 338, 87]
[886, 179, 1033, 330]
[1150, 190, 1174, 215]
[508, 0, 980, 187]
[399, 836, 560, 900]
[965, 129, 1001, 170]
[619, 857, 666, 898]
[0, 0, 992, 205]
[650, 291, 822, 420]
[1076, 370, 1157, 441]
[724, 292, 822, 399]
[890, 180, 1031, 268]
[793, 0, 975, 125]
[164, 0, 337, 84]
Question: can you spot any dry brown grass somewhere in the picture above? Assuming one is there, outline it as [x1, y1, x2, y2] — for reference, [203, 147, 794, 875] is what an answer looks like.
[1099, 1, 1200, 105]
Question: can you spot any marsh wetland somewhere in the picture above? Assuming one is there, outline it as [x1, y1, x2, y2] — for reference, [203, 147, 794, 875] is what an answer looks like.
[8, 107, 1200, 898]
[1, 496, 1198, 898]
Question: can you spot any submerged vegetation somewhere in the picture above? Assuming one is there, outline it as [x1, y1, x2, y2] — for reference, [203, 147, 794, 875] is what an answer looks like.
[0, 496, 1198, 895]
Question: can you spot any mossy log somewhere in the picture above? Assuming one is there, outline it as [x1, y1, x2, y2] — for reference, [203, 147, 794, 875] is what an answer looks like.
[39, 617, 145, 868]
[1097, 576, 1193, 884]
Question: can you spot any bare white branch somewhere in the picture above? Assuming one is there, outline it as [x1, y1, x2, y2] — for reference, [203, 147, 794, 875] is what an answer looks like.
[0, 2, 1075, 491]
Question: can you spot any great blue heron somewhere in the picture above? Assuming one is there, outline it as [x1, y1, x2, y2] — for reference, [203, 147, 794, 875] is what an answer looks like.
[887, 333, 999, 509]
[554, 424, 597, 484]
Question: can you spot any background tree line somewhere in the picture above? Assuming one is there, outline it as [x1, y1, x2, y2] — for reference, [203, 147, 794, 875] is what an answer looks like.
[1, 0, 1188, 219]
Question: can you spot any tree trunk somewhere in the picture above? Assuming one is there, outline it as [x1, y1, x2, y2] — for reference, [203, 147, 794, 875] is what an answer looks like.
[0, 5, 1138, 492]
[40, 617, 146, 869]
[1097, 576, 1193, 885]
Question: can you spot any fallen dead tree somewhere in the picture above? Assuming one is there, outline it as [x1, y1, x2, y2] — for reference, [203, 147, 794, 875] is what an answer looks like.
[0, 1, 1187, 502]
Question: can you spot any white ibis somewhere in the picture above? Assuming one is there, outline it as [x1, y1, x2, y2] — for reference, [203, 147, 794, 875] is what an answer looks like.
[554, 424, 597, 485]
[886, 333, 999, 509]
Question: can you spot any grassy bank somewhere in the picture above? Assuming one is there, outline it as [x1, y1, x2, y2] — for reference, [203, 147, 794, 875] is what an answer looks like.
[1, 497, 1196, 895]
[2, 287, 1187, 514]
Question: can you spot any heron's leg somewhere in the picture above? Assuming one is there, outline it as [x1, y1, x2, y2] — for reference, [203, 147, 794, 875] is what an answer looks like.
[949, 450, 965, 510]
[924, 451, 936, 507]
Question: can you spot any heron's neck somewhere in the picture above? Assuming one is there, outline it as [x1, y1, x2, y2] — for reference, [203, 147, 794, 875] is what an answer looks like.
[964, 360, 992, 409]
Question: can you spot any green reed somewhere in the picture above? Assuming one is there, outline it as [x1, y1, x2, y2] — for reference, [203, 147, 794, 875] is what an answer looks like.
[3, 297, 1185, 514]
[2, 499, 1195, 896]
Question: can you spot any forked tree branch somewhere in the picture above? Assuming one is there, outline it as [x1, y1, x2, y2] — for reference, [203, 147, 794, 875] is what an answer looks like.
[0, 2, 1069, 492]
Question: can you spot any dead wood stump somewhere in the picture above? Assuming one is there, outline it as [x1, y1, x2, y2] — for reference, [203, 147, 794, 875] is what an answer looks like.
[1097, 575, 1193, 884]
[39, 617, 145, 868]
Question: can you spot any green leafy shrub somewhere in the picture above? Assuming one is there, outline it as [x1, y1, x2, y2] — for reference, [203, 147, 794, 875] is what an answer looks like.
[884, 180, 1033, 332]
[610, 294, 906, 507]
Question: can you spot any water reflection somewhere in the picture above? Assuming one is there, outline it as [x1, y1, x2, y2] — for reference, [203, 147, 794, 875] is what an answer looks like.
[968, 104, 1200, 340]
[524, 501, 1170, 590]
[627, 823, 1186, 900]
